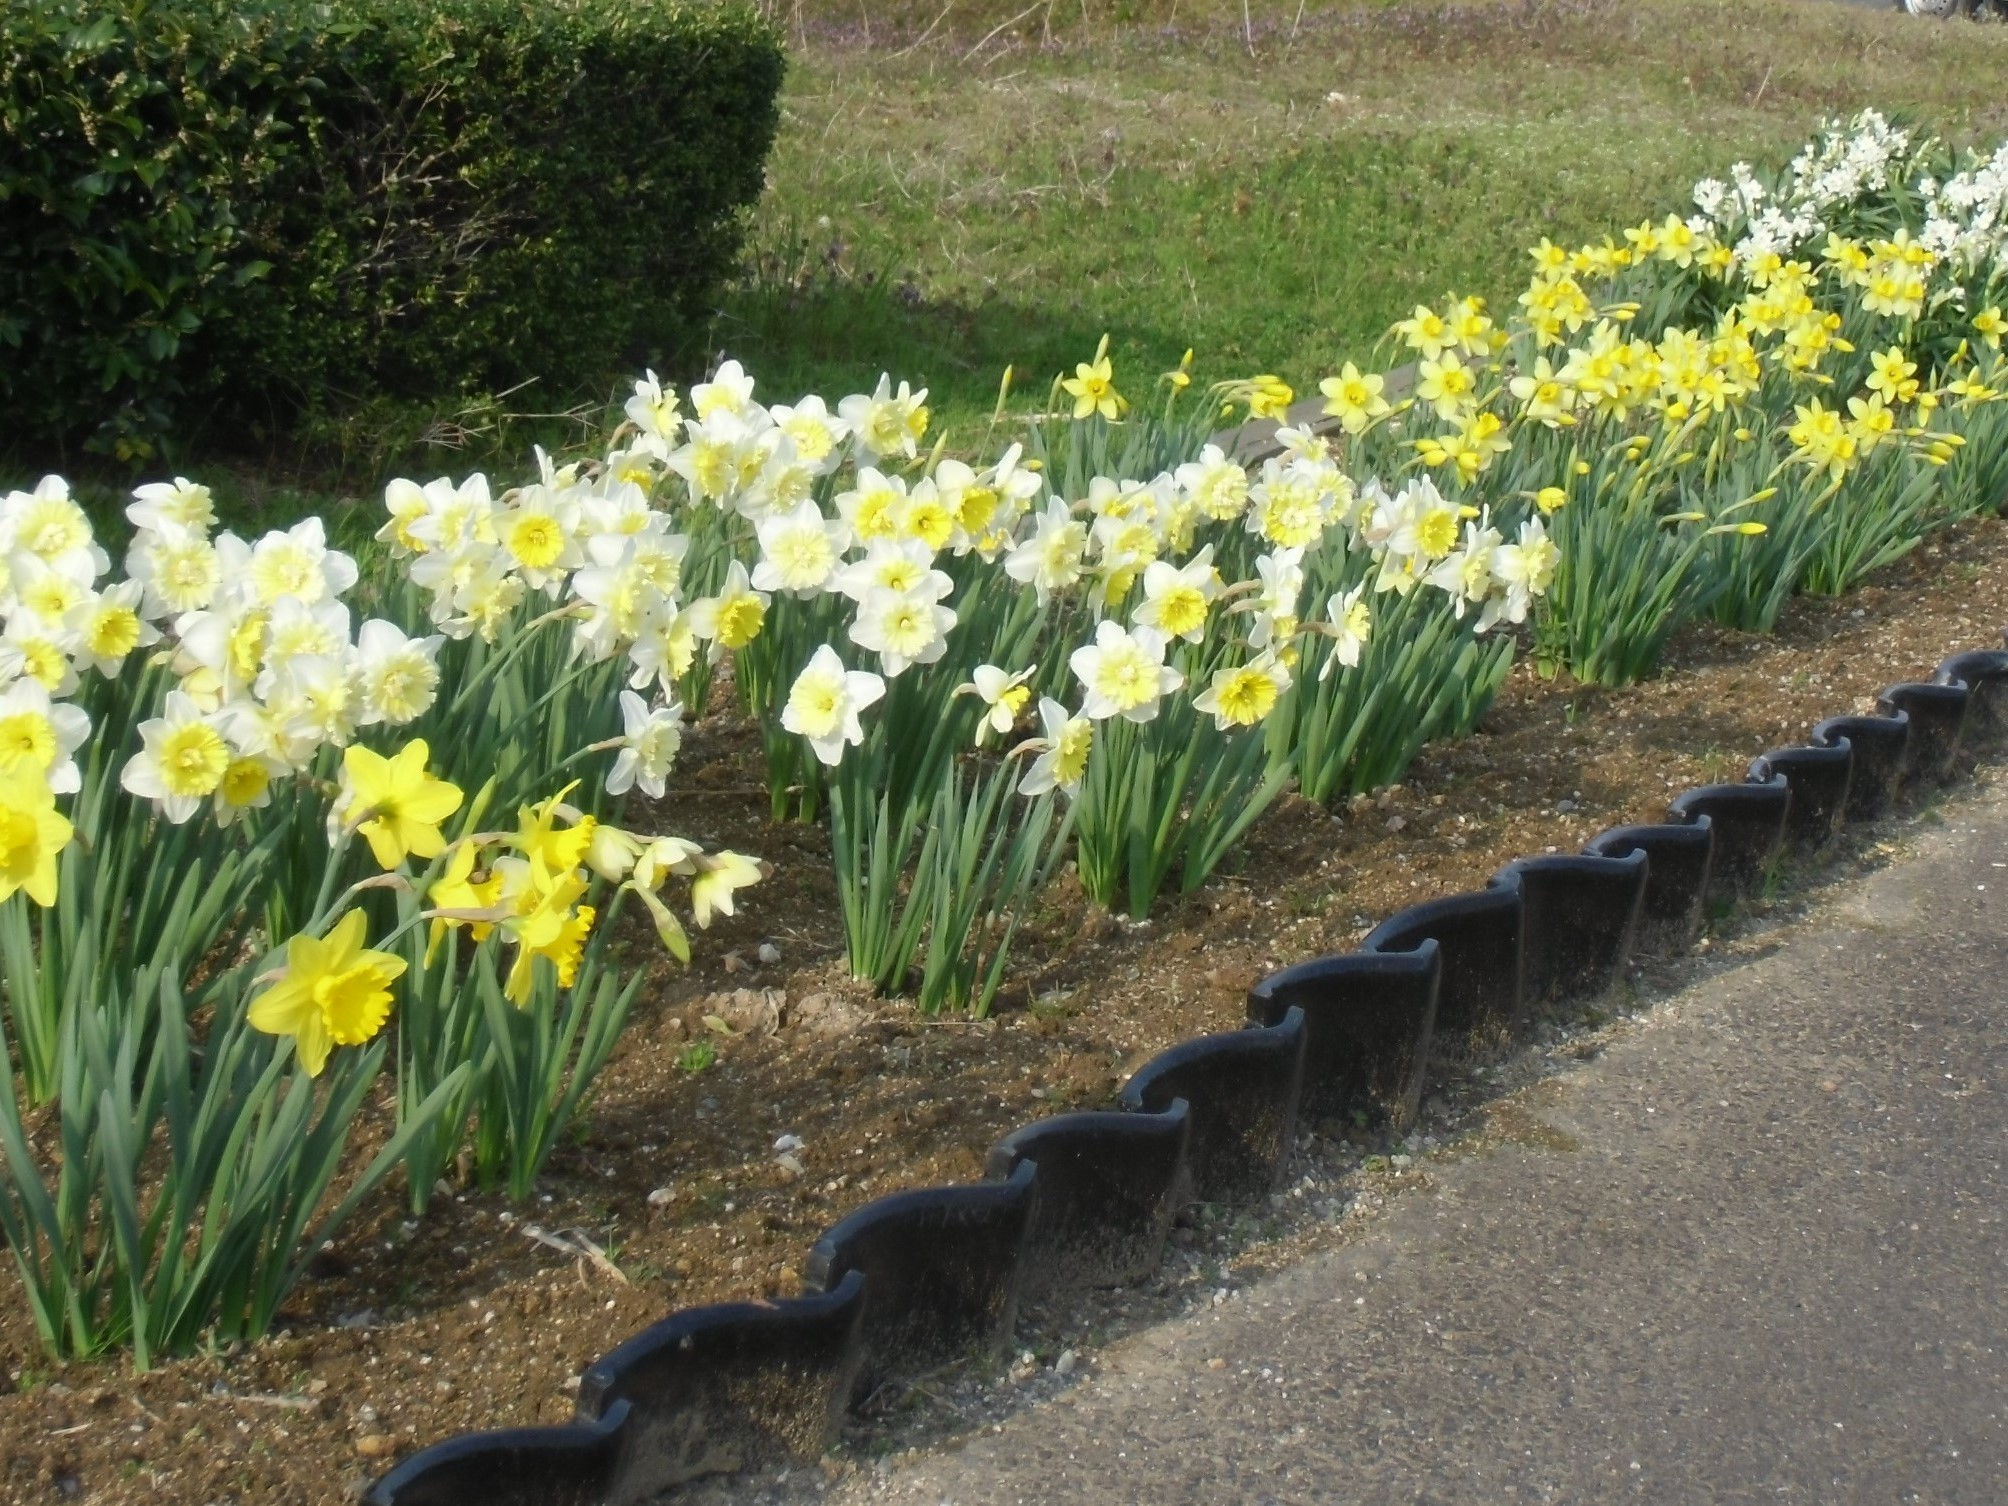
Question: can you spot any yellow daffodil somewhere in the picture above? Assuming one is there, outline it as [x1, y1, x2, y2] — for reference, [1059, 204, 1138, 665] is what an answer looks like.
[337, 740, 464, 871]
[247, 910, 404, 1076]
[512, 781, 596, 885]
[503, 871, 595, 1005]
[1063, 347, 1127, 423]
[0, 768, 72, 907]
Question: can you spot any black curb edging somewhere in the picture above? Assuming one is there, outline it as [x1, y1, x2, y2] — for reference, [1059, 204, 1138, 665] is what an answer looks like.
[367, 649, 1992, 1505]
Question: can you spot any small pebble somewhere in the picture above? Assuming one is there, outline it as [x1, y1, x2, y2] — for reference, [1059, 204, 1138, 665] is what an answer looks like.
[355, 1434, 394, 1458]
[1054, 1349, 1077, 1377]
[757, 942, 782, 965]
[647, 1186, 674, 1208]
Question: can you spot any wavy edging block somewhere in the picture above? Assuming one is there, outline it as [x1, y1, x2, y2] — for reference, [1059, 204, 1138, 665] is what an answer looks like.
[986, 1101, 1190, 1295]
[1119, 1007, 1307, 1207]
[1244, 944, 1440, 1133]
[1936, 650, 2008, 752]
[1748, 742, 1853, 853]
[1811, 711, 1909, 822]
[1583, 819, 1713, 959]
[1362, 887, 1523, 1055]
[1877, 681, 1968, 786]
[576, 1272, 866, 1502]
[1495, 851, 1648, 1012]
[372, 626, 2008, 1505]
[363, 1399, 630, 1506]
[804, 1161, 1038, 1407]
[1669, 778, 1788, 906]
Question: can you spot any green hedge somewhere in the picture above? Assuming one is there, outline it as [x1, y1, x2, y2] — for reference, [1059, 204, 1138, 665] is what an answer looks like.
[1, 0, 785, 458]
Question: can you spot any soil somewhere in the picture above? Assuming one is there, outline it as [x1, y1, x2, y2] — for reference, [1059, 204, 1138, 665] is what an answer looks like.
[4, 516, 2006, 1505]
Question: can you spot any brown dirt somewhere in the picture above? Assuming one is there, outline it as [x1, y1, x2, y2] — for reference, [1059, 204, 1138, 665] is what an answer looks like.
[4, 517, 2006, 1504]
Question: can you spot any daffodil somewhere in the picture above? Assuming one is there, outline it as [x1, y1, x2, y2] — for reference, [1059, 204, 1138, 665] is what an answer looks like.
[957, 664, 1036, 742]
[336, 740, 465, 871]
[691, 850, 763, 928]
[1193, 653, 1291, 731]
[1318, 362, 1391, 435]
[1068, 620, 1183, 724]
[503, 871, 596, 1004]
[0, 768, 72, 907]
[1320, 586, 1372, 678]
[782, 644, 885, 765]
[121, 691, 235, 823]
[1062, 340, 1127, 422]
[607, 691, 684, 799]
[1132, 547, 1220, 642]
[511, 780, 594, 884]
[247, 910, 404, 1076]
[1018, 698, 1093, 798]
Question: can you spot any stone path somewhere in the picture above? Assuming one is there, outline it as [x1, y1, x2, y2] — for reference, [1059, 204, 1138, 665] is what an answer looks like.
[825, 781, 2007, 1504]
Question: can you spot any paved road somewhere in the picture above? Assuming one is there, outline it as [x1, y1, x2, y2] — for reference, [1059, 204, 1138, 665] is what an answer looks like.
[831, 783, 2008, 1504]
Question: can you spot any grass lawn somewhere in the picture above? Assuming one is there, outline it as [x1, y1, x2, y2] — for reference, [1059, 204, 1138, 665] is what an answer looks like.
[27, 0, 2008, 507]
[714, 0, 2008, 437]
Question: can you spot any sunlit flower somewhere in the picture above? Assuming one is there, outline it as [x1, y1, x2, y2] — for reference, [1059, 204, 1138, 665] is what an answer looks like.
[958, 663, 1036, 742]
[782, 644, 885, 765]
[1320, 585, 1372, 678]
[1018, 697, 1093, 798]
[1069, 620, 1183, 723]
[121, 691, 234, 823]
[0, 680, 90, 794]
[691, 849, 763, 928]
[1193, 652, 1291, 730]
[247, 910, 404, 1075]
[1318, 362, 1391, 435]
[608, 691, 684, 799]
[1132, 547, 1220, 642]
[0, 767, 72, 908]
[686, 561, 770, 651]
[333, 740, 465, 871]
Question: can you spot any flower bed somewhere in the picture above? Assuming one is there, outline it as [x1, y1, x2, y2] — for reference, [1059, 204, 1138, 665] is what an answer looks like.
[3, 108, 2008, 1500]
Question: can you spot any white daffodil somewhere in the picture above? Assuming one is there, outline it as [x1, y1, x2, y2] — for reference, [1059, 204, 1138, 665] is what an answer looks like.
[1004, 499, 1088, 605]
[1193, 651, 1292, 731]
[127, 477, 216, 539]
[1490, 517, 1561, 625]
[1018, 697, 1093, 797]
[258, 595, 351, 679]
[752, 499, 850, 597]
[3, 477, 107, 584]
[263, 654, 360, 761]
[957, 663, 1035, 742]
[770, 395, 850, 474]
[691, 358, 757, 421]
[571, 538, 668, 662]
[781, 644, 885, 765]
[848, 586, 955, 677]
[831, 538, 951, 604]
[125, 527, 223, 617]
[0, 679, 91, 794]
[833, 467, 910, 545]
[1173, 445, 1251, 522]
[685, 560, 769, 653]
[496, 487, 584, 594]
[1132, 546, 1220, 642]
[1068, 619, 1183, 723]
[120, 690, 236, 823]
[247, 517, 358, 606]
[1320, 585, 1373, 679]
[626, 597, 698, 693]
[1245, 547, 1306, 651]
[64, 579, 159, 678]
[607, 690, 684, 799]
[0, 618, 79, 697]
[354, 619, 445, 725]
[838, 374, 929, 461]
[1425, 516, 1505, 621]
[624, 369, 682, 454]
[8, 553, 91, 633]
[403, 474, 497, 556]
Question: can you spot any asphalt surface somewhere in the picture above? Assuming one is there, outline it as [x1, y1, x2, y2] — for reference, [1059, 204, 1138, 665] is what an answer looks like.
[829, 781, 2008, 1505]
